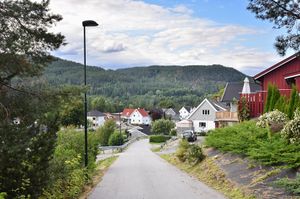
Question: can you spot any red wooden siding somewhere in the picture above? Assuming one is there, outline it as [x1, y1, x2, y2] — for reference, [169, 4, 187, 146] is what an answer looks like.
[258, 57, 300, 91]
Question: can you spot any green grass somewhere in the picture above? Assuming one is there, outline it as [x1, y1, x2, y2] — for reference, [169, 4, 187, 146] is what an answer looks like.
[205, 121, 300, 168]
[161, 154, 255, 199]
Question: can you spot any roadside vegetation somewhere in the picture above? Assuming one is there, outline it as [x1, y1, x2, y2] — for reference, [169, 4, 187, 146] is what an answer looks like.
[161, 148, 254, 199]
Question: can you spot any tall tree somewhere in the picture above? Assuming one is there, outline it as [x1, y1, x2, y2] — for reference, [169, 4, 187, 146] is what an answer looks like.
[247, 0, 300, 55]
[0, 0, 65, 198]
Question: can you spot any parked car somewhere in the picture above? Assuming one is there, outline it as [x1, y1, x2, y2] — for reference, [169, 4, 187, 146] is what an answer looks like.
[181, 130, 197, 142]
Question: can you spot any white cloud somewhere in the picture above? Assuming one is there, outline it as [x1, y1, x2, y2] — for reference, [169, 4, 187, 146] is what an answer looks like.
[49, 0, 280, 72]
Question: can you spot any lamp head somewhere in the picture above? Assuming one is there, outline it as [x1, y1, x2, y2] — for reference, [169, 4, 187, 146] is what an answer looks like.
[82, 20, 98, 27]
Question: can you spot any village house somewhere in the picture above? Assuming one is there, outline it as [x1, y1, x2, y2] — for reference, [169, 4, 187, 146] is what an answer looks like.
[121, 108, 151, 125]
[242, 52, 300, 117]
[87, 110, 106, 128]
[163, 108, 180, 122]
[179, 106, 195, 119]
[185, 98, 228, 132]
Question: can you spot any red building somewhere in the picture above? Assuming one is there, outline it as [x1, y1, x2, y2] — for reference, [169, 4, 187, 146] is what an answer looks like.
[241, 52, 300, 117]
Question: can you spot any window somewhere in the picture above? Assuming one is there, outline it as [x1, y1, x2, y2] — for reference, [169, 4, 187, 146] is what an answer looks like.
[199, 122, 206, 127]
[202, 110, 210, 115]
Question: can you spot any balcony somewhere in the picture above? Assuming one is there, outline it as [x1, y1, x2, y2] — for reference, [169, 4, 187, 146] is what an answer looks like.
[216, 111, 238, 122]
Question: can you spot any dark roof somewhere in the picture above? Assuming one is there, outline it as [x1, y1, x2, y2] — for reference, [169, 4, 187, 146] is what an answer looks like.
[254, 52, 300, 80]
[207, 99, 228, 111]
[87, 110, 105, 117]
[221, 81, 261, 102]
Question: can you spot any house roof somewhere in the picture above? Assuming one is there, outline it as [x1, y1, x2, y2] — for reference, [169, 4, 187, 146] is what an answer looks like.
[254, 52, 300, 80]
[180, 106, 192, 112]
[87, 110, 105, 117]
[136, 108, 149, 117]
[221, 81, 261, 102]
[122, 108, 135, 117]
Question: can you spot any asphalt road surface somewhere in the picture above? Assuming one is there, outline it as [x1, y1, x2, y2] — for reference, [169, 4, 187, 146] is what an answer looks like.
[89, 139, 226, 199]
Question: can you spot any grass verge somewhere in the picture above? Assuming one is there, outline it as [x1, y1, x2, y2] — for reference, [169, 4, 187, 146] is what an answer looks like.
[160, 154, 255, 199]
[79, 156, 118, 199]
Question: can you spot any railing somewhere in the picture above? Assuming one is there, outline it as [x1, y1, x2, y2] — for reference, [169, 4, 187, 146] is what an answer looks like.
[216, 111, 238, 121]
[99, 136, 147, 153]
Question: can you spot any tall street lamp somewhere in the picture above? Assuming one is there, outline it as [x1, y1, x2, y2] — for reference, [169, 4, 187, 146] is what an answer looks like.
[82, 20, 98, 167]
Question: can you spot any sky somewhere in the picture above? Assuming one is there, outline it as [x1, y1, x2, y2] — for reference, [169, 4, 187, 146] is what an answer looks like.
[49, 0, 292, 76]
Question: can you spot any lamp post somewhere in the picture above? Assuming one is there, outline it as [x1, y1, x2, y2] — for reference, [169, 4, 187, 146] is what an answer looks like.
[82, 20, 98, 167]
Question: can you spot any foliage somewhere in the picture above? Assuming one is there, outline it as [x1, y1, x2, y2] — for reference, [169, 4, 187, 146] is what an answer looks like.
[108, 132, 124, 146]
[287, 85, 299, 119]
[238, 97, 250, 122]
[0, 0, 64, 84]
[275, 174, 300, 194]
[169, 129, 177, 136]
[206, 121, 300, 168]
[44, 59, 246, 110]
[281, 109, 300, 144]
[175, 140, 205, 164]
[91, 96, 116, 113]
[41, 128, 101, 198]
[149, 109, 163, 121]
[0, 193, 6, 199]
[247, 0, 300, 56]
[60, 98, 84, 127]
[256, 110, 288, 133]
[97, 119, 116, 146]
[151, 119, 175, 135]
[264, 84, 281, 113]
[149, 135, 171, 143]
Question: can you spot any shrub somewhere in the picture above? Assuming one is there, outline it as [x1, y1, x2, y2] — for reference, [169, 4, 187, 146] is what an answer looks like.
[151, 119, 175, 135]
[40, 128, 101, 198]
[176, 139, 190, 162]
[170, 129, 177, 136]
[256, 110, 288, 133]
[275, 174, 300, 194]
[108, 132, 124, 146]
[206, 121, 300, 168]
[149, 135, 171, 143]
[0, 193, 7, 199]
[98, 119, 116, 146]
[176, 140, 205, 164]
[281, 109, 300, 144]
[238, 97, 250, 121]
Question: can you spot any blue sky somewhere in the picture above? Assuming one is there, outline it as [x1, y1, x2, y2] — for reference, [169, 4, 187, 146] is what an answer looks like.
[50, 0, 290, 76]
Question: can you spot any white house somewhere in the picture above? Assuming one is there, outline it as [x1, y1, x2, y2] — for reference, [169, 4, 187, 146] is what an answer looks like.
[187, 98, 227, 132]
[130, 108, 151, 125]
[179, 106, 195, 119]
[87, 110, 106, 129]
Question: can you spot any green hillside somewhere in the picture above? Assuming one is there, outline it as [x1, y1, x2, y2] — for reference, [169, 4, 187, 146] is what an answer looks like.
[43, 58, 246, 110]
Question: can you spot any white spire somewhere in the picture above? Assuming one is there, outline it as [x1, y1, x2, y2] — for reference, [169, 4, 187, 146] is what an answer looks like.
[242, 77, 251, 94]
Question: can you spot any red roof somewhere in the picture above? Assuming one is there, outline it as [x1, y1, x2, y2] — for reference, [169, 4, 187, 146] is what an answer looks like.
[254, 52, 300, 80]
[122, 108, 134, 117]
[136, 108, 149, 117]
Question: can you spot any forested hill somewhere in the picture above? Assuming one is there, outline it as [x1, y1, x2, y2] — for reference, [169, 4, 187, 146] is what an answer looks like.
[43, 58, 246, 109]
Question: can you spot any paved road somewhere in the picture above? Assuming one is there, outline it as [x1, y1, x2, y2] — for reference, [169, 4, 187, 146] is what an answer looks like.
[89, 139, 226, 199]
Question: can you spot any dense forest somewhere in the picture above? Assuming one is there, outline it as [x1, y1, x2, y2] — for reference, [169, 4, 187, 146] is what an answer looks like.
[43, 58, 246, 111]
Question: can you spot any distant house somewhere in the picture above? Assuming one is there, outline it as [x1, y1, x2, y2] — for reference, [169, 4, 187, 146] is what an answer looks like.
[122, 108, 151, 125]
[163, 108, 180, 122]
[87, 110, 106, 128]
[179, 106, 194, 119]
[187, 98, 227, 132]
[121, 108, 135, 122]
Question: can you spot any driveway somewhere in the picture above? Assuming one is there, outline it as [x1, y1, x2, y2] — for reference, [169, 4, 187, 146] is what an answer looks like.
[89, 139, 225, 199]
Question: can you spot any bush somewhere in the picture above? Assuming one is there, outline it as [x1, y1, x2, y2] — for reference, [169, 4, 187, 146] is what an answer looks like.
[149, 135, 171, 143]
[40, 128, 101, 198]
[176, 140, 205, 164]
[108, 132, 124, 146]
[256, 110, 288, 131]
[98, 119, 116, 146]
[275, 174, 300, 194]
[0, 193, 7, 199]
[281, 109, 300, 144]
[170, 129, 177, 136]
[206, 121, 300, 168]
[151, 119, 175, 135]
